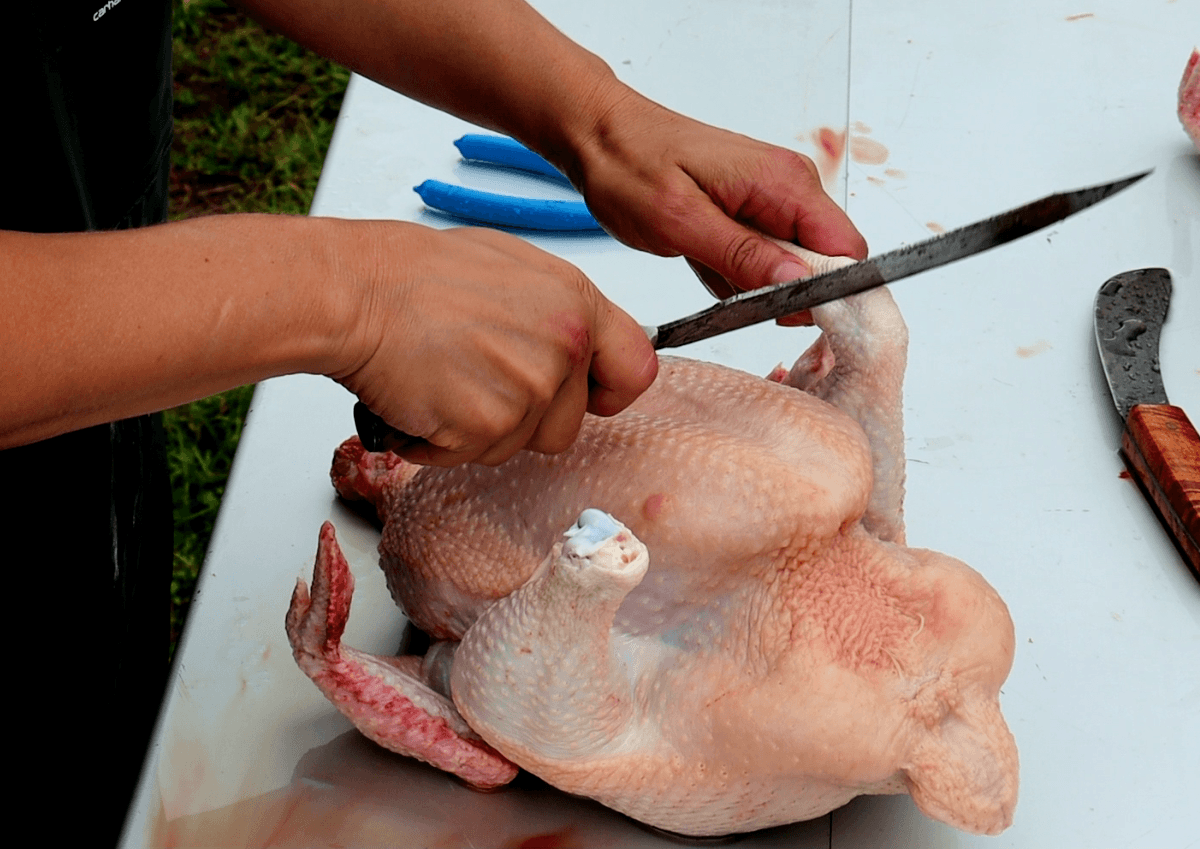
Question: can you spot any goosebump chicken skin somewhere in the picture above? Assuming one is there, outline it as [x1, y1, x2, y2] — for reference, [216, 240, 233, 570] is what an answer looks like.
[286, 247, 1018, 837]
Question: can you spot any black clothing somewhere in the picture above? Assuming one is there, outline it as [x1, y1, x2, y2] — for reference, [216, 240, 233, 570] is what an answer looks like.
[2, 3, 174, 846]
[5, 1, 174, 232]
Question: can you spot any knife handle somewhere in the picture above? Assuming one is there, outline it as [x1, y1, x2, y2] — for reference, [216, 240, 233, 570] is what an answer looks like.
[1121, 403, 1200, 580]
[353, 402, 429, 454]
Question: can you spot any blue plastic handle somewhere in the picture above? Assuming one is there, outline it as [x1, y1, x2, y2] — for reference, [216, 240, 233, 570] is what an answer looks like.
[453, 134, 573, 185]
[414, 180, 601, 230]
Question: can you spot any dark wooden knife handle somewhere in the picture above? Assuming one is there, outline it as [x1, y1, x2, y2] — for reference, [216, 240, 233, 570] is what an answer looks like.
[1121, 403, 1200, 580]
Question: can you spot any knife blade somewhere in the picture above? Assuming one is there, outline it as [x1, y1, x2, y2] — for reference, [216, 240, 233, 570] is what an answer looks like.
[355, 171, 1150, 456]
[1094, 268, 1200, 580]
[651, 170, 1150, 348]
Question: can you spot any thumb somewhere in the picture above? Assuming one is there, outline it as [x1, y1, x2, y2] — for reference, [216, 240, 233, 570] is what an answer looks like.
[586, 299, 658, 417]
[682, 208, 814, 292]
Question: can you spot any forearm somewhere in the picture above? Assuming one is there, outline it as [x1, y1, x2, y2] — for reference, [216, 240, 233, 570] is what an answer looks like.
[0, 215, 368, 448]
[235, 0, 629, 177]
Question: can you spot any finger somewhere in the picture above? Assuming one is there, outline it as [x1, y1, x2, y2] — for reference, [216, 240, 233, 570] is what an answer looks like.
[775, 310, 815, 327]
[731, 150, 869, 262]
[471, 363, 591, 465]
[586, 299, 658, 417]
[471, 409, 544, 466]
[393, 407, 519, 468]
[673, 200, 816, 292]
[526, 366, 591, 455]
[685, 257, 739, 299]
[688, 247, 813, 326]
[687, 254, 812, 325]
[455, 380, 554, 467]
[396, 440, 478, 468]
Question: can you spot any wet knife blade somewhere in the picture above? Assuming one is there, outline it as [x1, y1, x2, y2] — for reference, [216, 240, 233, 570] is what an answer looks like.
[356, 171, 1149, 455]
[1094, 268, 1200, 579]
[651, 170, 1150, 348]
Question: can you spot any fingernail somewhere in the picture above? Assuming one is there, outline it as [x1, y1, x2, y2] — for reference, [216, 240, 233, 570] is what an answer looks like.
[771, 259, 810, 285]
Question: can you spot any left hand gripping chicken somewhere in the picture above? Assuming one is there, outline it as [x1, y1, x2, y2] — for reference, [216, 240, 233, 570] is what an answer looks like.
[286, 247, 1019, 837]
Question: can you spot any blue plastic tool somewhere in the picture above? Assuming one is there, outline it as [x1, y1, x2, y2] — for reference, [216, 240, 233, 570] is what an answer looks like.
[414, 180, 600, 230]
[415, 135, 601, 231]
[453, 134, 573, 185]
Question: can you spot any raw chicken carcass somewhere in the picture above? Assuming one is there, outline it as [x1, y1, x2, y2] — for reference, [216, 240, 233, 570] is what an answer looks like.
[1181, 49, 1200, 151]
[286, 247, 1018, 837]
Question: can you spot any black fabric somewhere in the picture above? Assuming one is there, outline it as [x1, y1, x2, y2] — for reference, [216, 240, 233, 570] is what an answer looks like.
[4, 1, 174, 232]
[1, 3, 174, 846]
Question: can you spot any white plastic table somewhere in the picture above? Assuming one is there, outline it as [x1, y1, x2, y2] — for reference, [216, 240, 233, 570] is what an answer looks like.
[122, 2, 1199, 846]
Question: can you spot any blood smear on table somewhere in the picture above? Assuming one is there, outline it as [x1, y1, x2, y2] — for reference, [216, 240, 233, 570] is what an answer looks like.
[1016, 340, 1052, 358]
[810, 127, 847, 187]
[148, 730, 644, 848]
[850, 136, 889, 165]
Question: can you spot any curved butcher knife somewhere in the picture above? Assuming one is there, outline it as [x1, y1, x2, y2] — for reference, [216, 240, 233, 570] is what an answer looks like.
[1095, 268, 1200, 580]
[355, 171, 1150, 456]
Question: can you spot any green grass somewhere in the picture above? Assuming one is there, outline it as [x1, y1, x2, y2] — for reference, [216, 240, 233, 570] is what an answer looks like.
[170, 0, 349, 218]
[167, 0, 348, 657]
[165, 386, 254, 651]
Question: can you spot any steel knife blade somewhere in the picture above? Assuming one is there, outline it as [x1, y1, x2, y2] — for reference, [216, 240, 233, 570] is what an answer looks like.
[651, 170, 1150, 348]
[1094, 268, 1200, 579]
[355, 171, 1150, 457]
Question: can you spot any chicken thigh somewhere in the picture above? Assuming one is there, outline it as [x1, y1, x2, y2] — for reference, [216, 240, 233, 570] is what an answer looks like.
[286, 248, 1018, 837]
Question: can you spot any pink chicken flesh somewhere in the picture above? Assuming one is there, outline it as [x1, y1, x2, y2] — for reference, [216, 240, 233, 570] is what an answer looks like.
[286, 248, 1019, 837]
[1182, 49, 1200, 151]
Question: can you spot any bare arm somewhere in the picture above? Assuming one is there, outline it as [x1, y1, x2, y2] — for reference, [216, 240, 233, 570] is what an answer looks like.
[235, 0, 868, 288]
[5, 0, 861, 465]
[0, 215, 655, 463]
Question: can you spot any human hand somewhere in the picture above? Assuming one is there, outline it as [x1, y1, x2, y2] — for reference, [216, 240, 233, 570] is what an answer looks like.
[332, 223, 657, 467]
[565, 90, 868, 305]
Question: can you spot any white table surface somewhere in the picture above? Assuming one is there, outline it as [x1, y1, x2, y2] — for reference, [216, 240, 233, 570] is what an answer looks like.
[123, 1, 1200, 846]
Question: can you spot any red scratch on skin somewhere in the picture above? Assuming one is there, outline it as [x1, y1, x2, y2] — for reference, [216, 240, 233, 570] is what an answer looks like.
[550, 313, 591, 370]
